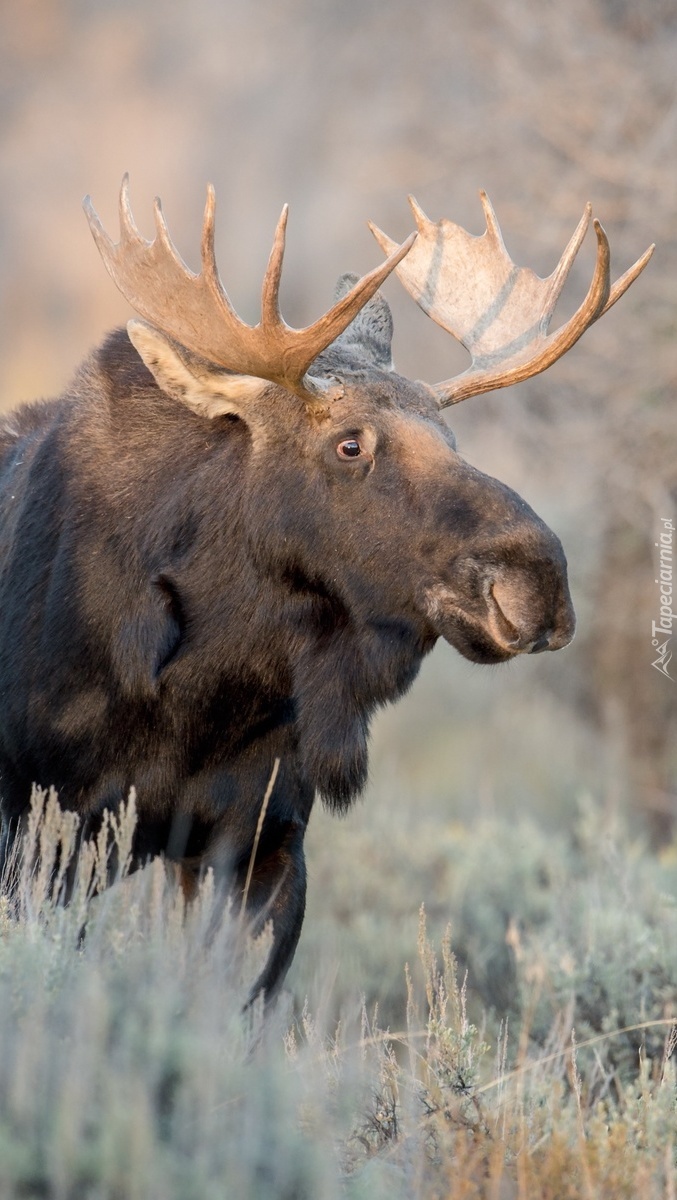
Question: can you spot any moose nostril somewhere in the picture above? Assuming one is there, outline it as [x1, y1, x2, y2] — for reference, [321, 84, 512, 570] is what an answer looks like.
[530, 634, 551, 654]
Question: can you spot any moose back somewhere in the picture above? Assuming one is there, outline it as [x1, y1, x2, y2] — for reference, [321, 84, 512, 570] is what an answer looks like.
[0, 182, 652, 1000]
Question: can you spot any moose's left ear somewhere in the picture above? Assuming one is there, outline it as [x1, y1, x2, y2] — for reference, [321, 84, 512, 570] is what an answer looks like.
[127, 319, 268, 419]
[328, 274, 394, 370]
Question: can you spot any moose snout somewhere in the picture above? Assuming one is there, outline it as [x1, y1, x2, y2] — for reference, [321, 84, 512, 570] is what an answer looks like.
[428, 550, 576, 666]
[485, 563, 576, 656]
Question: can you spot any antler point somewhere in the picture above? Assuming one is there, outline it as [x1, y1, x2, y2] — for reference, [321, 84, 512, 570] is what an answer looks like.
[479, 191, 501, 242]
[407, 195, 429, 232]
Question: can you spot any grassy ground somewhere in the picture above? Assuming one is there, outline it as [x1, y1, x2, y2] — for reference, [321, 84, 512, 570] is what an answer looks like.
[0, 779, 675, 1199]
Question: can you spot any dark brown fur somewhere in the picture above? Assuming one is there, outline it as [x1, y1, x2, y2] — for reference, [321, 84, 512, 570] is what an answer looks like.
[0, 291, 575, 1000]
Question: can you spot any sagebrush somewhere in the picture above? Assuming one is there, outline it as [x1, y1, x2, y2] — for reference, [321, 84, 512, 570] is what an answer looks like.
[0, 785, 674, 1198]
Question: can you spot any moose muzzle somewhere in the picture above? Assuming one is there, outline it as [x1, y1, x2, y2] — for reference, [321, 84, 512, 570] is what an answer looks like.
[427, 552, 576, 666]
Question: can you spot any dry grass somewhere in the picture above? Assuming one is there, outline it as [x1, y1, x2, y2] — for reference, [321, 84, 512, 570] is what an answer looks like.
[0, 786, 674, 1198]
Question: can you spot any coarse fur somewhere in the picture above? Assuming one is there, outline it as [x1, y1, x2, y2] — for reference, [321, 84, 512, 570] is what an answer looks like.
[0, 285, 575, 1000]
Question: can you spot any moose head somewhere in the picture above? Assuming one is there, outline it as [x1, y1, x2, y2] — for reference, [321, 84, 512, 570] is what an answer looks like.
[83, 180, 651, 700]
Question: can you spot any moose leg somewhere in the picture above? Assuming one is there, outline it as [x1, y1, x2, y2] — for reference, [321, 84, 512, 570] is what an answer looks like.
[235, 819, 307, 1007]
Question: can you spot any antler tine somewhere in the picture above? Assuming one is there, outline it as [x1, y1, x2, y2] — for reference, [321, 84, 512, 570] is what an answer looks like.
[371, 192, 653, 408]
[82, 190, 118, 262]
[119, 173, 143, 243]
[542, 203, 592, 319]
[85, 178, 417, 412]
[602, 241, 655, 315]
[260, 205, 288, 330]
[199, 184, 217, 283]
[479, 191, 504, 248]
[152, 194, 196, 279]
[407, 195, 430, 234]
[198, 184, 240, 321]
[569, 218, 611, 331]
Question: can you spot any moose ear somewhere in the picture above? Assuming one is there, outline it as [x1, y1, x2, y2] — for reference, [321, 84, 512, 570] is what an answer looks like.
[127, 319, 268, 418]
[328, 273, 394, 370]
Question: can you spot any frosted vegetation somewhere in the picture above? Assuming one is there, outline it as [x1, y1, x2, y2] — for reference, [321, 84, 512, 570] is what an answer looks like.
[0, 785, 674, 1199]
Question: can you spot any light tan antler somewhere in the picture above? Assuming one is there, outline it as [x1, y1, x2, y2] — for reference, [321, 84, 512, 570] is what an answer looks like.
[83, 176, 416, 412]
[369, 193, 654, 407]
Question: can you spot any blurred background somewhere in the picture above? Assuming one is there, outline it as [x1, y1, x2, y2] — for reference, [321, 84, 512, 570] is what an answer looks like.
[1, 0, 675, 1013]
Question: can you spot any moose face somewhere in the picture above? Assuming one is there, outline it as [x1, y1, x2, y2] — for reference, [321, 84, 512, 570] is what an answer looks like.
[228, 366, 576, 668]
[131, 313, 575, 670]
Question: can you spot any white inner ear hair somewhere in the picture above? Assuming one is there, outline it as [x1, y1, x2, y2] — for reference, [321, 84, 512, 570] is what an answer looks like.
[127, 319, 267, 418]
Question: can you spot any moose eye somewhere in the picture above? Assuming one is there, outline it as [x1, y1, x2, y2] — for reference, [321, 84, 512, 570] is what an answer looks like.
[337, 438, 362, 459]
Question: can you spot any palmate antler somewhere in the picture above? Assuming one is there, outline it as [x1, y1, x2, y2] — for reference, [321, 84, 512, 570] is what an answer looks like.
[369, 193, 654, 407]
[83, 176, 416, 412]
[85, 180, 653, 413]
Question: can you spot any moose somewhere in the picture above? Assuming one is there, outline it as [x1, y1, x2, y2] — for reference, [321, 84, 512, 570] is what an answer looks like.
[0, 180, 652, 1000]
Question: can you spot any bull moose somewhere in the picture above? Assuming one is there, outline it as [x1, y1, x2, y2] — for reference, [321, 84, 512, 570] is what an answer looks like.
[0, 180, 652, 1000]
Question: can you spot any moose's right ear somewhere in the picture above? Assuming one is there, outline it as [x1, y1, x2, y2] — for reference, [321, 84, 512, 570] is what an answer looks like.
[127, 319, 268, 419]
[328, 273, 394, 370]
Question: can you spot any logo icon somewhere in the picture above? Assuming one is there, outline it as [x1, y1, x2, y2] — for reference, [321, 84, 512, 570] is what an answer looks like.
[651, 635, 673, 680]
